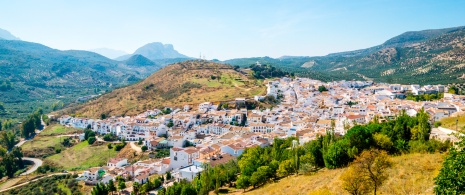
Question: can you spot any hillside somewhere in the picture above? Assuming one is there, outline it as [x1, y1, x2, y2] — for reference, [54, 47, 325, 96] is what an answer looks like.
[0, 40, 162, 119]
[232, 153, 444, 195]
[226, 26, 465, 84]
[58, 60, 266, 118]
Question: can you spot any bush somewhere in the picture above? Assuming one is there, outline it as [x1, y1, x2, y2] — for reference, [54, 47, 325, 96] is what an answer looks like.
[141, 146, 148, 152]
[87, 137, 96, 144]
[114, 144, 124, 151]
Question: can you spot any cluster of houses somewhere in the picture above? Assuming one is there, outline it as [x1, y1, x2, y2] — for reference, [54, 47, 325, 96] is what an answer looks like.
[60, 77, 465, 185]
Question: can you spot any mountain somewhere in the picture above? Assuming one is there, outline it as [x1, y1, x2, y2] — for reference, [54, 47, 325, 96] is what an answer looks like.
[124, 54, 157, 67]
[0, 28, 20, 40]
[57, 60, 266, 118]
[116, 42, 190, 61]
[0, 40, 162, 119]
[89, 48, 128, 59]
[225, 26, 465, 85]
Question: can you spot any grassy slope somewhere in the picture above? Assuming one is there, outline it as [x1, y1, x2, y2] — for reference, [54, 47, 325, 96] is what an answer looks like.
[57, 60, 266, 118]
[235, 153, 445, 195]
[40, 124, 83, 136]
[45, 141, 119, 170]
[440, 114, 465, 132]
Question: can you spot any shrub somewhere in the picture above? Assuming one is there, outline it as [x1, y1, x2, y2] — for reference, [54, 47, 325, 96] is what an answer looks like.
[87, 137, 96, 144]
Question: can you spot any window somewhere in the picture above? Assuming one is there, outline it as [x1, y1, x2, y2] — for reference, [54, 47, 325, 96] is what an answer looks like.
[174, 156, 178, 161]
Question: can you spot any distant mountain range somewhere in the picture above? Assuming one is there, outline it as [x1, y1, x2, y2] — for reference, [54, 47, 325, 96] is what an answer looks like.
[225, 26, 465, 85]
[115, 42, 190, 61]
[89, 48, 128, 59]
[0, 28, 20, 40]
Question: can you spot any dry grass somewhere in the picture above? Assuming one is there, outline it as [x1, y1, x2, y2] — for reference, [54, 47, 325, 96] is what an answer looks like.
[57, 61, 265, 118]
[45, 141, 119, 170]
[40, 124, 83, 136]
[440, 114, 465, 132]
[236, 153, 446, 195]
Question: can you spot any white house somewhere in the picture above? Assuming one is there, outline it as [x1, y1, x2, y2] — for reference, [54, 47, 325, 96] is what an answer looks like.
[107, 158, 128, 168]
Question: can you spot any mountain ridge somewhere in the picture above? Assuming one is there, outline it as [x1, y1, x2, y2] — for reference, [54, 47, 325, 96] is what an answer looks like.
[225, 25, 465, 85]
[115, 42, 190, 61]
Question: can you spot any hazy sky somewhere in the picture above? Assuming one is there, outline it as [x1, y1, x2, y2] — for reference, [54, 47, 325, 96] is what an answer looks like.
[1, 0, 464, 60]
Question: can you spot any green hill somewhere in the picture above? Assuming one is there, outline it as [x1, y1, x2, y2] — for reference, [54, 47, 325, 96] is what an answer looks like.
[226, 26, 465, 85]
[0, 40, 162, 119]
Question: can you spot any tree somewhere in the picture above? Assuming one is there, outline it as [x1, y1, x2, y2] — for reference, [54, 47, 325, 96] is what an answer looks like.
[141, 145, 148, 152]
[167, 120, 174, 128]
[236, 175, 250, 192]
[340, 166, 372, 195]
[133, 182, 140, 195]
[250, 166, 271, 188]
[351, 149, 392, 195]
[166, 171, 172, 180]
[88, 137, 96, 144]
[118, 180, 126, 192]
[373, 133, 393, 152]
[100, 113, 107, 120]
[277, 159, 294, 177]
[411, 108, 431, 141]
[107, 179, 116, 194]
[21, 117, 35, 138]
[318, 85, 328, 92]
[435, 138, 465, 194]
[138, 139, 143, 145]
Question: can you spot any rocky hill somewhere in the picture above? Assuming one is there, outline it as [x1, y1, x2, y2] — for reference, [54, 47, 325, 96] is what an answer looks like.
[0, 39, 161, 119]
[58, 60, 266, 118]
[116, 42, 190, 61]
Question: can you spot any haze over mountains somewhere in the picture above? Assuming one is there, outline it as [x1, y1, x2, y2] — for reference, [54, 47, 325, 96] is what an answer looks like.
[0, 28, 20, 40]
[89, 48, 128, 59]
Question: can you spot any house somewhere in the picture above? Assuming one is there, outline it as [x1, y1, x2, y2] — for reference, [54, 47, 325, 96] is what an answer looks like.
[169, 147, 200, 170]
[134, 173, 150, 184]
[221, 143, 245, 157]
[177, 165, 203, 182]
[82, 167, 104, 181]
[107, 158, 128, 168]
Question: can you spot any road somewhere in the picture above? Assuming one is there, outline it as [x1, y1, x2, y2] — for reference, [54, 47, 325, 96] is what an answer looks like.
[21, 157, 43, 176]
[0, 173, 69, 193]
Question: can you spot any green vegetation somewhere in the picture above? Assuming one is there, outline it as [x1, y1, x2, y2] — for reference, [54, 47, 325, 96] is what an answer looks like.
[434, 137, 465, 194]
[406, 92, 444, 102]
[0, 147, 24, 178]
[45, 141, 118, 170]
[21, 108, 43, 138]
[40, 124, 83, 136]
[92, 175, 163, 195]
[2, 174, 80, 195]
[226, 26, 465, 85]
[318, 85, 328, 92]
[249, 64, 289, 79]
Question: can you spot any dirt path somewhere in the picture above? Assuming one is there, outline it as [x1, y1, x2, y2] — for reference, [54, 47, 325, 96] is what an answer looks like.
[0, 173, 69, 193]
[130, 142, 142, 153]
[21, 158, 43, 176]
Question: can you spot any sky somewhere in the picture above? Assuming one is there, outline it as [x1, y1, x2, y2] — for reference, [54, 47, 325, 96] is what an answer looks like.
[1, 0, 464, 60]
